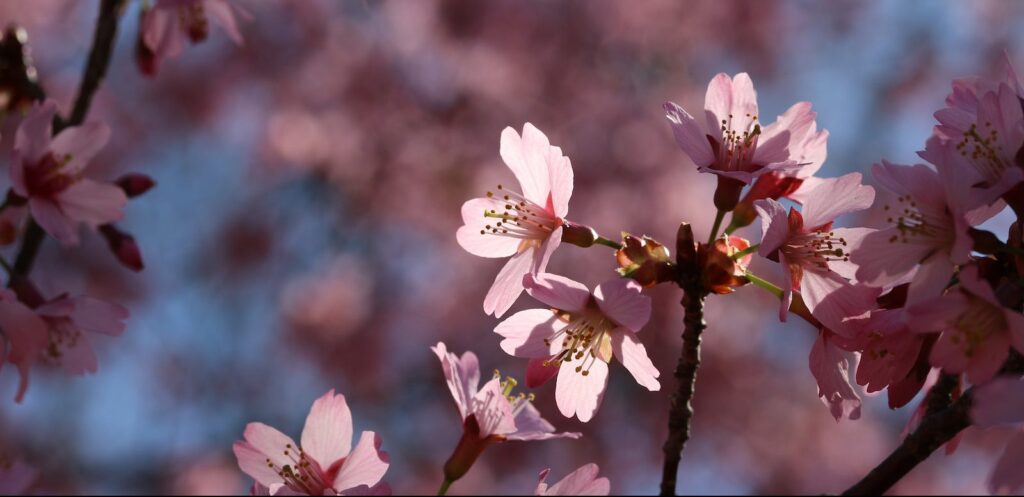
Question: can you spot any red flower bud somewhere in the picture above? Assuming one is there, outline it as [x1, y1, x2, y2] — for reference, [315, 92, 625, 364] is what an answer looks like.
[116, 173, 156, 198]
[100, 224, 145, 272]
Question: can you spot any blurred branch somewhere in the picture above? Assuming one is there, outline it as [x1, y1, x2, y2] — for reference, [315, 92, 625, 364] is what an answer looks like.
[660, 224, 705, 496]
[842, 352, 1024, 496]
[12, 0, 125, 280]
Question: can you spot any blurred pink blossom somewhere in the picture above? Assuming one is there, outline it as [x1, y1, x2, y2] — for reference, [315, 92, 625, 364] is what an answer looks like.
[535, 463, 610, 496]
[36, 295, 129, 375]
[143, 0, 247, 62]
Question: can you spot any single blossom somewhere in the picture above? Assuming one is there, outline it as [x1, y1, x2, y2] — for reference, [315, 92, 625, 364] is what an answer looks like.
[853, 139, 1002, 305]
[754, 172, 875, 325]
[0, 288, 47, 402]
[535, 464, 610, 496]
[143, 0, 247, 63]
[0, 456, 35, 494]
[233, 390, 390, 496]
[907, 265, 1024, 384]
[11, 99, 127, 245]
[494, 274, 659, 422]
[665, 73, 821, 210]
[456, 123, 574, 317]
[35, 295, 129, 375]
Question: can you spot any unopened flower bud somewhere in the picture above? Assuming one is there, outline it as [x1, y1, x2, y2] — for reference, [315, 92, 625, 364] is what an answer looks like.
[698, 236, 750, 294]
[100, 224, 145, 272]
[676, 223, 697, 274]
[616, 233, 674, 287]
[560, 221, 598, 248]
[116, 173, 156, 198]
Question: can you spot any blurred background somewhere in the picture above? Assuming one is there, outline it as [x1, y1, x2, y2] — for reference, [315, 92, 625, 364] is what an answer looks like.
[1, 0, 1023, 494]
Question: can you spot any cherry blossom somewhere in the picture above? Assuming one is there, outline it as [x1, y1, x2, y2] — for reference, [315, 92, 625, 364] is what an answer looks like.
[494, 274, 659, 422]
[35, 295, 129, 375]
[11, 99, 126, 245]
[535, 463, 610, 496]
[0, 288, 47, 402]
[665, 73, 823, 210]
[143, 0, 247, 64]
[456, 123, 574, 317]
[906, 265, 1024, 384]
[972, 377, 1024, 495]
[233, 390, 390, 496]
[754, 173, 875, 325]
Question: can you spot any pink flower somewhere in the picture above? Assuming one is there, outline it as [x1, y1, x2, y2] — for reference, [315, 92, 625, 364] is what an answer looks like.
[11, 99, 127, 245]
[852, 140, 1002, 305]
[665, 73, 823, 210]
[233, 390, 391, 496]
[753, 173, 875, 325]
[456, 124, 573, 317]
[36, 295, 129, 375]
[990, 430, 1024, 495]
[0, 456, 35, 494]
[906, 265, 1024, 384]
[432, 342, 580, 442]
[535, 464, 610, 496]
[972, 376, 1024, 495]
[837, 308, 924, 399]
[494, 274, 659, 422]
[143, 0, 247, 62]
[0, 288, 48, 403]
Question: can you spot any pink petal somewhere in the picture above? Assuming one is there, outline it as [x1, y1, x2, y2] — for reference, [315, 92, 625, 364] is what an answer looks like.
[68, 296, 129, 336]
[800, 172, 875, 229]
[808, 333, 862, 421]
[499, 125, 552, 207]
[753, 101, 816, 166]
[0, 299, 48, 366]
[801, 271, 876, 336]
[56, 179, 128, 227]
[14, 99, 57, 164]
[664, 101, 714, 167]
[9, 151, 27, 197]
[533, 226, 562, 275]
[340, 482, 392, 496]
[871, 161, 946, 211]
[957, 265, 1001, 307]
[905, 292, 970, 333]
[471, 377, 516, 437]
[729, 73, 759, 126]
[826, 227, 873, 281]
[594, 279, 650, 332]
[301, 390, 354, 467]
[242, 423, 299, 482]
[544, 463, 610, 496]
[523, 273, 591, 312]
[989, 430, 1024, 495]
[928, 331, 971, 376]
[57, 330, 99, 375]
[205, 0, 246, 45]
[234, 441, 285, 489]
[333, 431, 389, 492]
[555, 358, 608, 423]
[852, 227, 933, 288]
[703, 73, 734, 135]
[525, 356, 559, 388]
[0, 459, 36, 494]
[483, 248, 534, 318]
[495, 308, 562, 358]
[965, 332, 1010, 385]
[753, 199, 789, 255]
[546, 148, 573, 219]
[431, 342, 480, 421]
[505, 401, 580, 442]
[144, 6, 185, 59]
[49, 122, 110, 176]
[456, 197, 522, 258]
[905, 255, 954, 306]
[611, 329, 660, 391]
[972, 377, 1024, 427]
[29, 197, 78, 245]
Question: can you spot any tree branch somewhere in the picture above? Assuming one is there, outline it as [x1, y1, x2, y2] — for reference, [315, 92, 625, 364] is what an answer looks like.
[11, 0, 124, 280]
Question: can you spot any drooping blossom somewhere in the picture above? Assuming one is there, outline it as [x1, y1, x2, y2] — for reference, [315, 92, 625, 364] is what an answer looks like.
[906, 265, 1024, 384]
[494, 274, 658, 422]
[535, 464, 610, 496]
[754, 172, 876, 325]
[0, 288, 47, 402]
[233, 390, 391, 496]
[853, 138, 1003, 305]
[433, 342, 579, 488]
[11, 99, 127, 245]
[456, 123, 574, 317]
[142, 0, 247, 66]
[0, 456, 36, 494]
[35, 295, 129, 375]
[664, 73, 822, 210]
[972, 376, 1024, 494]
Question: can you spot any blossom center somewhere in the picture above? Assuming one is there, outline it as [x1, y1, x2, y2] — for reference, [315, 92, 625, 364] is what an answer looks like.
[264, 443, 331, 495]
[950, 296, 1006, 357]
[782, 229, 849, 271]
[478, 184, 561, 245]
[543, 310, 614, 376]
[955, 122, 1009, 184]
[882, 195, 954, 247]
[25, 152, 77, 197]
[42, 318, 82, 364]
[715, 113, 761, 172]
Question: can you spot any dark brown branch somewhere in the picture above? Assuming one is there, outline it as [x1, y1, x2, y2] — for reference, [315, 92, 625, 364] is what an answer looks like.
[660, 224, 706, 496]
[11, 0, 124, 280]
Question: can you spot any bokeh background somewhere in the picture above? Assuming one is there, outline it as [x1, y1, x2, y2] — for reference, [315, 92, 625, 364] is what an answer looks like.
[2, 0, 1024, 494]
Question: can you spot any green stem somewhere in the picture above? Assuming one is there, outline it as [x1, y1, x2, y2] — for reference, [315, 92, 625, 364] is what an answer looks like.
[744, 270, 783, 299]
[708, 210, 726, 245]
[730, 243, 759, 260]
[595, 236, 623, 250]
[437, 479, 453, 496]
